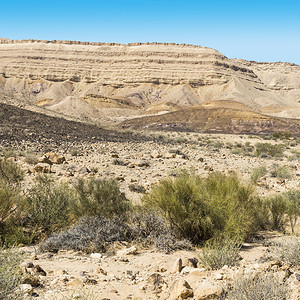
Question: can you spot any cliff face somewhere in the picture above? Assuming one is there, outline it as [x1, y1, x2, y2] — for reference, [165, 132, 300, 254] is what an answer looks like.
[0, 39, 299, 125]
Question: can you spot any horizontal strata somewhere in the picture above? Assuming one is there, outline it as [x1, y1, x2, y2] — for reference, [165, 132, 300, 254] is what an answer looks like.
[0, 40, 258, 85]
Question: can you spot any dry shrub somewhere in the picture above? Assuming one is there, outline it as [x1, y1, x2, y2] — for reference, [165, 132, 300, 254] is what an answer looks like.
[199, 237, 242, 270]
[226, 271, 290, 300]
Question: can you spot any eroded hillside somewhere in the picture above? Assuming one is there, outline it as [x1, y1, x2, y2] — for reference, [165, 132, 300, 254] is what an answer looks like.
[0, 39, 299, 129]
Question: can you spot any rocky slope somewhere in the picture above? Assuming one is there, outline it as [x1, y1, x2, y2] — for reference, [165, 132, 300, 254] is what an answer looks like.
[0, 39, 299, 129]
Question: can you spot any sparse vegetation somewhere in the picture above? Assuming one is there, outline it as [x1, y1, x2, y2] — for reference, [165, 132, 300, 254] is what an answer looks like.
[250, 165, 267, 183]
[129, 184, 146, 193]
[271, 165, 292, 179]
[0, 248, 23, 299]
[226, 271, 290, 300]
[255, 142, 285, 157]
[24, 151, 38, 164]
[40, 212, 190, 254]
[199, 237, 242, 270]
[272, 237, 300, 266]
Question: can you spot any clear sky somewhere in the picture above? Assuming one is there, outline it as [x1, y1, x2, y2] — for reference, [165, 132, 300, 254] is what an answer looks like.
[1, 0, 299, 64]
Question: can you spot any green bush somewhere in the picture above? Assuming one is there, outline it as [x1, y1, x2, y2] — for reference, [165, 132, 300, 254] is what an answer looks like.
[284, 190, 300, 233]
[143, 171, 260, 244]
[250, 165, 267, 183]
[255, 143, 284, 157]
[271, 165, 292, 179]
[25, 175, 74, 235]
[0, 159, 23, 186]
[71, 178, 130, 219]
[266, 195, 288, 230]
[199, 237, 242, 270]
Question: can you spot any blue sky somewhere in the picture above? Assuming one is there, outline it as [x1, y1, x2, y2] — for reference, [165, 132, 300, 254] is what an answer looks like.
[1, 0, 299, 64]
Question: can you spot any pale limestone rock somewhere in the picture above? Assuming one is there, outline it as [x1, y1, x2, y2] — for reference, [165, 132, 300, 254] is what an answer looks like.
[171, 258, 183, 273]
[169, 278, 193, 300]
[194, 281, 223, 300]
[117, 246, 137, 256]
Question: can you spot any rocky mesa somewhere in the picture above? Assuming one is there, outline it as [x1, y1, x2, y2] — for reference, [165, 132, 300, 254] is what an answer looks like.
[0, 39, 299, 133]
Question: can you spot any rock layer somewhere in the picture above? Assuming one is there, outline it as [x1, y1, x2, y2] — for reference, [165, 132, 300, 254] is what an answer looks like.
[0, 39, 299, 125]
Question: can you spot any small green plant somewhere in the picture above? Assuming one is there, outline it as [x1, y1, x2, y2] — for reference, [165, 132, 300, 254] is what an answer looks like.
[250, 165, 267, 183]
[255, 143, 284, 157]
[271, 165, 292, 179]
[199, 237, 242, 270]
[70, 148, 79, 157]
[266, 194, 288, 230]
[24, 151, 38, 165]
[271, 132, 292, 140]
[284, 190, 300, 233]
[226, 271, 290, 300]
[71, 178, 130, 219]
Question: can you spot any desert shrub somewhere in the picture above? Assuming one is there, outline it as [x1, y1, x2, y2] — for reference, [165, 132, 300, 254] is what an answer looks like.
[271, 132, 292, 140]
[266, 194, 288, 230]
[40, 216, 132, 253]
[0, 159, 23, 186]
[0, 248, 23, 299]
[199, 237, 241, 270]
[70, 148, 78, 157]
[129, 211, 191, 253]
[128, 184, 146, 193]
[71, 178, 130, 219]
[288, 150, 300, 161]
[40, 211, 190, 254]
[25, 175, 74, 235]
[143, 171, 260, 244]
[255, 143, 284, 157]
[270, 165, 292, 179]
[284, 190, 300, 233]
[24, 152, 38, 165]
[250, 165, 267, 183]
[226, 271, 290, 300]
[272, 237, 300, 266]
[0, 160, 24, 245]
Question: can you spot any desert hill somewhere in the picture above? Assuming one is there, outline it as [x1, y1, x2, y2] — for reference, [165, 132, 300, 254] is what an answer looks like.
[0, 39, 299, 133]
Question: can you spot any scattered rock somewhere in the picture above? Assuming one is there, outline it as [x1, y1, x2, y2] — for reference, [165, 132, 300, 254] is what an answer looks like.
[147, 273, 165, 292]
[34, 163, 51, 173]
[117, 246, 137, 256]
[194, 281, 223, 300]
[171, 258, 183, 273]
[169, 278, 193, 300]
[184, 257, 198, 268]
[20, 284, 33, 294]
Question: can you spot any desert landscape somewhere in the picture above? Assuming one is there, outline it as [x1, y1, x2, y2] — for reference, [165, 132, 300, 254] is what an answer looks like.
[0, 39, 300, 300]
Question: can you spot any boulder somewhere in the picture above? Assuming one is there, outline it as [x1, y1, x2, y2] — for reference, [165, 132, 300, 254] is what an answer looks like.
[169, 278, 193, 300]
[34, 163, 51, 173]
[39, 152, 65, 164]
[194, 281, 223, 300]
[171, 258, 183, 273]
[117, 246, 137, 256]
